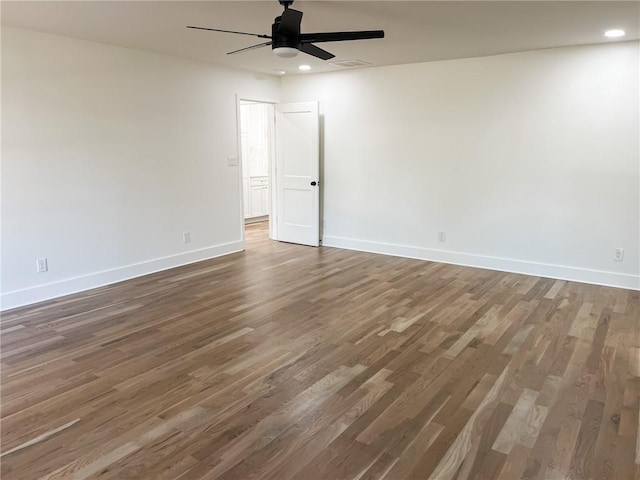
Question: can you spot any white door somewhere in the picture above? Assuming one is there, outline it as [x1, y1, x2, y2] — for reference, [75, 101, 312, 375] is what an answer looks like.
[275, 102, 320, 247]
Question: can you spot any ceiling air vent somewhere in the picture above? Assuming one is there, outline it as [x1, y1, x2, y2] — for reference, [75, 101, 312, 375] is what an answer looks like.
[329, 59, 372, 68]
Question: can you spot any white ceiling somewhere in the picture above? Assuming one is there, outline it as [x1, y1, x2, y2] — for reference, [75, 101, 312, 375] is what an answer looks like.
[2, 1, 638, 76]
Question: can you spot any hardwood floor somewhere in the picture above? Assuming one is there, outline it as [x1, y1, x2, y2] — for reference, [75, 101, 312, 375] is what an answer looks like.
[1, 221, 639, 479]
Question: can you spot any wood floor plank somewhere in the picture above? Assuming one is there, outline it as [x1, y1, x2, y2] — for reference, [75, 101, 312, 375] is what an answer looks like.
[492, 388, 548, 454]
[1, 222, 638, 479]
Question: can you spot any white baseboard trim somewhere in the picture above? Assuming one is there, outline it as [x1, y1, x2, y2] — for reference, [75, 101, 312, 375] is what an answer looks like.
[244, 215, 269, 225]
[1, 241, 244, 311]
[323, 235, 640, 291]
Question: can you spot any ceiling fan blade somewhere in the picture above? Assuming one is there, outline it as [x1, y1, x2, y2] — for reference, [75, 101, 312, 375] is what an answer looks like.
[227, 41, 273, 55]
[278, 8, 303, 36]
[299, 30, 384, 43]
[298, 43, 335, 60]
[187, 26, 271, 39]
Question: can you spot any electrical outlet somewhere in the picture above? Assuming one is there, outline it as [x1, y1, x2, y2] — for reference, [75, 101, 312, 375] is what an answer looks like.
[438, 231, 446, 242]
[183, 232, 191, 244]
[36, 258, 48, 273]
[614, 248, 624, 261]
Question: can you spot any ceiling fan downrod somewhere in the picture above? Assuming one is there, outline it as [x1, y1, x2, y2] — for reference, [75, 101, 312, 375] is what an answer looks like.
[278, 0, 294, 10]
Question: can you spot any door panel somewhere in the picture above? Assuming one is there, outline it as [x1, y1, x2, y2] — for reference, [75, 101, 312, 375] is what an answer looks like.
[275, 102, 320, 247]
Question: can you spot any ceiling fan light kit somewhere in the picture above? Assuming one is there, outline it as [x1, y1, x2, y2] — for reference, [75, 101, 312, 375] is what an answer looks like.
[273, 47, 299, 58]
[187, 0, 384, 63]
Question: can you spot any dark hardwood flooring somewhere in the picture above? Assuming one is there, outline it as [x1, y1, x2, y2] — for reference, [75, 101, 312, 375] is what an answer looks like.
[1, 221, 639, 479]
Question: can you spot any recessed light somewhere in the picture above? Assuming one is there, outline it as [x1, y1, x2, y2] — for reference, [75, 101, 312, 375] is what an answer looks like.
[274, 70, 286, 75]
[604, 29, 626, 38]
[298, 64, 311, 71]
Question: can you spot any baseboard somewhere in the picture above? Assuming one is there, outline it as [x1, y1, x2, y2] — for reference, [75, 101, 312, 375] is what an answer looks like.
[1, 241, 244, 311]
[323, 235, 640, 291]
[244, 215, 269, 225]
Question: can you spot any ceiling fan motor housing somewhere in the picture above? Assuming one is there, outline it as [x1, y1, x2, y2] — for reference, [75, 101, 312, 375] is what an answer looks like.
[272, 18, 298, 49]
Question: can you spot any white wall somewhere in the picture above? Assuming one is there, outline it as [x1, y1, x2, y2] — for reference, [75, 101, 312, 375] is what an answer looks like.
[281, 42, 640, 289]
[1, 27, 280, 309]
[3, 31, 638, 311]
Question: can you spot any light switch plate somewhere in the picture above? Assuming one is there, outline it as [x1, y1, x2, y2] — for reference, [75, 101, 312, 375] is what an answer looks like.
[227, 155, 238, 166]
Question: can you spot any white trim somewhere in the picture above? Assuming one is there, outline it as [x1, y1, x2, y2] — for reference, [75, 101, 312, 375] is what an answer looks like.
[244, 215, 269, 225]
[323, 235, 639, 291]
[235, 94, 246, 249]
[1, 241, 243, 311]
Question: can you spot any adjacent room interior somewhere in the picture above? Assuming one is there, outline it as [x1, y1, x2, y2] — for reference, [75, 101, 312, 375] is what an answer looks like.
[1, 1, 639, 478]
[240, 100, 273, 229]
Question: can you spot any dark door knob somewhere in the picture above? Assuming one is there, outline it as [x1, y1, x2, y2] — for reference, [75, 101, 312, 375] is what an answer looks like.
[311, 181, 318, 186]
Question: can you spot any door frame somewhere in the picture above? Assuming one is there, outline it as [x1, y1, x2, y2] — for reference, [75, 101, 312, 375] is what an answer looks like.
[235, 94, 279, 248]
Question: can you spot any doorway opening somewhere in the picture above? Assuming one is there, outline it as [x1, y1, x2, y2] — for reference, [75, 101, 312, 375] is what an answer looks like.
[237, 98, 320, 249]
[239, 100, 275, 247]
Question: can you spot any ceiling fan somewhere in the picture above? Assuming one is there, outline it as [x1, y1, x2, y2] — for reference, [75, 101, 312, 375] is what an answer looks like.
[186, 0, 384, 60]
